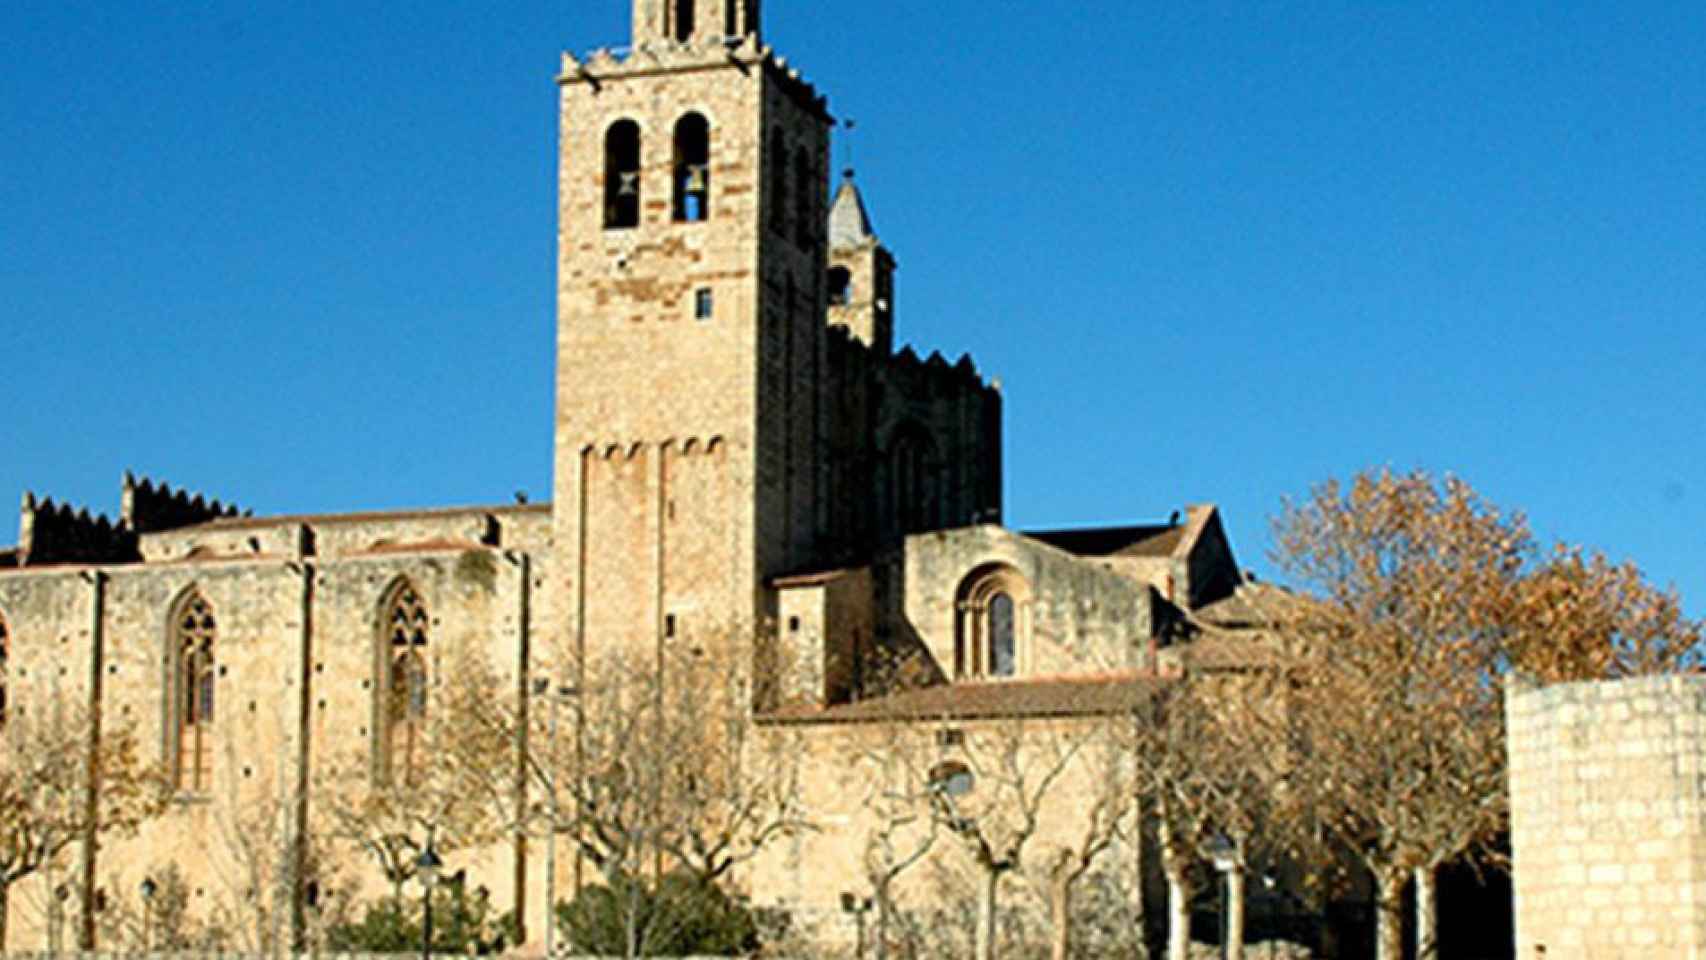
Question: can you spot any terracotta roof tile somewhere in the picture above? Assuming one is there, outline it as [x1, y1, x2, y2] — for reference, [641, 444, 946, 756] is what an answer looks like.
[771, 567, 854, 588]
[1023, 524, 1183, 558]
[178, 502, 551, 533]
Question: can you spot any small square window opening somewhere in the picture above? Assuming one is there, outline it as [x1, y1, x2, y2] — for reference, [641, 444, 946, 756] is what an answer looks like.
[694, 288, 714, 320]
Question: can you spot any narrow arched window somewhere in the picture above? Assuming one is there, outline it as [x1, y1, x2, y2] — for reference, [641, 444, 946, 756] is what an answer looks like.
[769, 128, 788, 235]
[382, 581, 430, 785]
[172, 590, 217, 792]
[988, 593, 1016, 677]
[955, 567, 1030, 680]
[673, 113, 711, 222]
[828, 266, 852, 305]
[793, 147, 815, 248]
[605, 120, 642, 230]
[674, 0, 696, 41]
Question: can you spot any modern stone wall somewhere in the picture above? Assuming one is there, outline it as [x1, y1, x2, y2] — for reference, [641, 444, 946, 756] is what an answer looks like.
[1507, 674, 1706, 957]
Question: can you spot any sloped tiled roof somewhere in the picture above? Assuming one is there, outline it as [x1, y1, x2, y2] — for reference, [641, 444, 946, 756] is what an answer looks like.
[771, 567, 854, 588]
[1022, 524, 1182, 559]
[176, 502, 551, 532]
[761, 671, 1158, 725]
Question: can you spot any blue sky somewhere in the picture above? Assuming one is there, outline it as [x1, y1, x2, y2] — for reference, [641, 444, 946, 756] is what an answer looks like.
[3, 2, 1704, 612]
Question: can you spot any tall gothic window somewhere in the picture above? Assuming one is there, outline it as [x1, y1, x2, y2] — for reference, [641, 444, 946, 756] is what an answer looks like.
[172, 590, 218, 792]
[605, 120, 642, 230]
[673, 113, 711, 222]
[382, 580, 431, 785]
[955, 566, 1029, 680]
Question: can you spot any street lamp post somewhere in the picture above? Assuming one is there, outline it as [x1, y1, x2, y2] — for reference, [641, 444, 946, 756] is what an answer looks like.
[840, 893, 874, 960]
[532, 678, 578, 958]
[1205, 834, 1239, 960]
[51, 883, 70, 954]
[304, 880, 321, 960]
[139, 877, 158, 952]
[416, 844, 442, 960]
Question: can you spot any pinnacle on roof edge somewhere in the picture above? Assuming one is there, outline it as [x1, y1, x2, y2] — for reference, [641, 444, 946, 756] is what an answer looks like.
[829, 170, 877, 249]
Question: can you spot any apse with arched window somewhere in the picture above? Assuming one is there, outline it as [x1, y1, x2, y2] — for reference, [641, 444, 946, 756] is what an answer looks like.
[173, 590, 218, 792]
[955, 566, 1030, 680]
[604, 120, 642, 229]
[382, 582, 431, 784]
[673, 113, 711, 222]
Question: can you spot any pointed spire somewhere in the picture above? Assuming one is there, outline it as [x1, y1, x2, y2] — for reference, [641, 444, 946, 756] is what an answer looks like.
[829, 169, 877, 250]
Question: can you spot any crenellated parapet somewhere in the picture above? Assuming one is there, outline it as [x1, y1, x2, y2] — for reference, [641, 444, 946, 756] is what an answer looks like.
[121, 471, 247, 535]
[16, 491, 139, 566]
[560, 38, 830, 120]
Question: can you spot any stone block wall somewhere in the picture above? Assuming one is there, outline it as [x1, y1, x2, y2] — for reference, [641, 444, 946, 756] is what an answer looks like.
[1507, 674, 1706, 957]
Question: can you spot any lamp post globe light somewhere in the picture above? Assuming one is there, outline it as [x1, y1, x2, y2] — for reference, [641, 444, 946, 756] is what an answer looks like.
[417, 844, 443, 960]
[140, 876, 158, 951]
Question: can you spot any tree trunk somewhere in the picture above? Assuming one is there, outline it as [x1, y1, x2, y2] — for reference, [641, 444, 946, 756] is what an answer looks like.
[1158, 816, 1191, 960]
[875, 886, 891, 960]
[1163, 866, 1191, 960]
[1131, 810, 1150, 959]
[976, 867, 1000, 960]
[1374, 868, 1406, 960]
[1227, 868, 1246, 959]
[1413, 865, 1438, 960]
[1049, 864, 1074, 960]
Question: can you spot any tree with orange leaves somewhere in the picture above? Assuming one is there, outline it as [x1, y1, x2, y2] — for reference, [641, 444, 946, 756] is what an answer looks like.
[1270, 467, 1701, 960]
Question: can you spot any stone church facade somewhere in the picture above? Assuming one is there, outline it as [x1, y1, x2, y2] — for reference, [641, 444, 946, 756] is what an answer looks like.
[1, 0, 1249, 950]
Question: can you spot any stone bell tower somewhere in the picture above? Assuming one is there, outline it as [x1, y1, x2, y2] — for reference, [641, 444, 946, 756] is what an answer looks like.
[552, 0, 833, 664]
[631, 0, 762, 47]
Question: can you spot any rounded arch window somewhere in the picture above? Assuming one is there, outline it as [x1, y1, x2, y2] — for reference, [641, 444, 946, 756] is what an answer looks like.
[955, 565, 1031, 680]
[828, 266, 852, 305]
[673, 113, 711, 222]
[674, 0, 696, 41]
[605, 119, 642, 229]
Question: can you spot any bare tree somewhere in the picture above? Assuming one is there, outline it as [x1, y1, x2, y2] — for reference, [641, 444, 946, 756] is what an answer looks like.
[1124, 669, 1282, 960]
[461, 621, 807, 959]
[320, 644, 506, 905]
[0, 691, 167, 950]
[1038, 729, 1138, 960]
[925, 717, 1092, 960]
[849, 721, 943, 960]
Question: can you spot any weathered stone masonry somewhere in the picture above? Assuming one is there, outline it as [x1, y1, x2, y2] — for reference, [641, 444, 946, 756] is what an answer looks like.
[1508, 674, 1706, 958]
